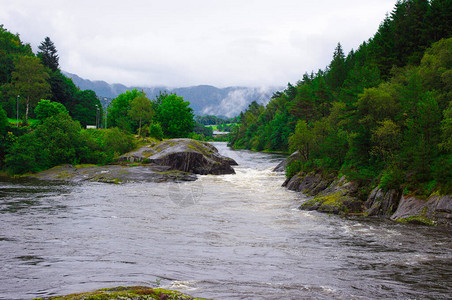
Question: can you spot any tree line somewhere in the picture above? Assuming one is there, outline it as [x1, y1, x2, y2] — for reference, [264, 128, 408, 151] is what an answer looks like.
[0, 25, 200, 174]
[229, 0, 452, 196]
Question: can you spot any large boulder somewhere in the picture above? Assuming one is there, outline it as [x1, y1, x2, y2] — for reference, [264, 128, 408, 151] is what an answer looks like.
[119, 138, 237, 175]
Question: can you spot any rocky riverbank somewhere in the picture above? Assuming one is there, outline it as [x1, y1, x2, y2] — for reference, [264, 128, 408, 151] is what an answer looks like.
[277, 154, 452, 226]
[29, 139, 237, 184]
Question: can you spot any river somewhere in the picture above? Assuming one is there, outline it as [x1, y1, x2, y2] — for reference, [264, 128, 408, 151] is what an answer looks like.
[0, 142, 451, 299]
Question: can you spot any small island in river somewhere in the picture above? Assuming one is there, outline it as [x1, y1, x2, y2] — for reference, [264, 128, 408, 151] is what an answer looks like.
[28, 139, 237, 184]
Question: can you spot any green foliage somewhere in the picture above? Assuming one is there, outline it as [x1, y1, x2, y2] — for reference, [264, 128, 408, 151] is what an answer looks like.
[193, 122, 213, 138]
[108, 89, 143, 132]
[0, 25, 33, 86]
[285, 159, 303, 179]
[34, 99, 68, 122]
[72, 89, 102, 128]
[5, 111, 135, 174]
[79, 128, 136, 164]
[5, 113, 82, 173]
[37, 37, 59, 72]
[147, 122, 164, 140]
[155, 94, 194, 138]
[229, 8, 452, 196]
[128, 94, 154, 136]
[11, 55, 51, 123]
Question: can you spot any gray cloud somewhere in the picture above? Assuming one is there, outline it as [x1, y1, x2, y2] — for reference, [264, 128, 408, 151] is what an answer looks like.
[0, 0, 396, 87]
[202, 87, 275, 118]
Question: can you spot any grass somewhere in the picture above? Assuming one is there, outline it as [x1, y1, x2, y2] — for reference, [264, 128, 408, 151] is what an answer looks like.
[7, 117, 39, 125]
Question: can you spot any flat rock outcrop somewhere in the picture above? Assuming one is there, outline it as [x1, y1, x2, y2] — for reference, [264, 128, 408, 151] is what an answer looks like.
[391, 194, 452, 225]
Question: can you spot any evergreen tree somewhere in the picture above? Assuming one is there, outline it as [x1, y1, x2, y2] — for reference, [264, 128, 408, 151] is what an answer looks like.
[37, 37, 59, 72]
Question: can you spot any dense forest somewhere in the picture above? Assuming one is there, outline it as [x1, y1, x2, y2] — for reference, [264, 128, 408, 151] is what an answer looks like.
[0, 26, 201, 174]
[229, 0, 452, 196]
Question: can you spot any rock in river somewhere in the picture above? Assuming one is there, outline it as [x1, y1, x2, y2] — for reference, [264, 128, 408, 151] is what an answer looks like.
[119, 138, 237, 175]
[31, 139, 237, 183]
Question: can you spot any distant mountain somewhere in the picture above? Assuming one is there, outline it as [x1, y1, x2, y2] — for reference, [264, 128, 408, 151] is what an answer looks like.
[63, 72, 281, 118]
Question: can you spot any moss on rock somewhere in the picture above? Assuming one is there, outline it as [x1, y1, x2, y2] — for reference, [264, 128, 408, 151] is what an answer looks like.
[33, 285, 209, 300]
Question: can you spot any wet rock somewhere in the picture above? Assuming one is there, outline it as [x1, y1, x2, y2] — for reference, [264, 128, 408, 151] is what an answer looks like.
[35, 285, 207, 300]
[119, 138, 237, 175]
[283, 171, 333, 196]
[391, 194, 452, 225]
[297, 174, 363, 215]
[30, 164, 197, 183]
[365, 187, 401, 217]
[273, 150, 301, 172]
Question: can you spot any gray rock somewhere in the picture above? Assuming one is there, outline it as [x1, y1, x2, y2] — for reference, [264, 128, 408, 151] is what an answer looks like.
[119, 139, 237, 175]
[283, 171, 333, 196]
[293, 173, 363, 215]
[273, 151, 301, 172]
[30, 164, 197, 183]
[365, 187, 401, 217]
[391, 194, 452, 225]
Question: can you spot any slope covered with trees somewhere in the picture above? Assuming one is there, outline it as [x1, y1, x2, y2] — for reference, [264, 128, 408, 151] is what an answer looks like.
[230, 0, 452, 196]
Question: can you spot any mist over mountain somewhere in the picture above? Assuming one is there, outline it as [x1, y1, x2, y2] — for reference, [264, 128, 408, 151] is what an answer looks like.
[63, 72, 281, 118]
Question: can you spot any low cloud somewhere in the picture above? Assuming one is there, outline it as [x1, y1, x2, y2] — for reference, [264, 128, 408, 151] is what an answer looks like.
[202, 87, 276, 118]
[1, 0, 397, 87]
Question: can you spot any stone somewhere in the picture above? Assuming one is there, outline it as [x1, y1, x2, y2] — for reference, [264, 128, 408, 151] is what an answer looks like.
[273, 150, 301, 172]
[119, 138, 237, 175]
[365, 187, 401, 217]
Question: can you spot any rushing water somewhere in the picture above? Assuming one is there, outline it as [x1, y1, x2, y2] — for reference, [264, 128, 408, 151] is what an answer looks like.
[0, 142, 451, 300]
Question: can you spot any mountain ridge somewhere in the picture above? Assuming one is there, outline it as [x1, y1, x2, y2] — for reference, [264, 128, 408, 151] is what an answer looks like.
[63, 71, 281, 118]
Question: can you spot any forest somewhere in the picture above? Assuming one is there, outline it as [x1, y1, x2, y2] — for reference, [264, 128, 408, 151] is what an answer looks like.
[229, 0, 452, 196]
[0, 27, 199, 174]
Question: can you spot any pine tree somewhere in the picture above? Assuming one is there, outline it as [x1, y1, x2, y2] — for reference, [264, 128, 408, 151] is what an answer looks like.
[37, 37, 59, 72]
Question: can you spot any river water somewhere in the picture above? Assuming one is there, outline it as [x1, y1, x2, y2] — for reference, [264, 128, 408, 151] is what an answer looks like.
[0, 142, 451, 299]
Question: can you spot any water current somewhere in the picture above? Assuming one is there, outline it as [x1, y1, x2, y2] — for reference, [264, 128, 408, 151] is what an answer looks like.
[0, 142, 451, 299]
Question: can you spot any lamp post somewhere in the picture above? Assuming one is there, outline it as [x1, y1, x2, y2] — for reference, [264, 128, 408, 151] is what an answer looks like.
[95, 104, 99, 129]
[104, 98, 108, 129]
[16, 95, 20, 127]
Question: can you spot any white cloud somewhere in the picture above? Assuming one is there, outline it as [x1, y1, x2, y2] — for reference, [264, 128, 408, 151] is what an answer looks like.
[0, 0, 397, 87]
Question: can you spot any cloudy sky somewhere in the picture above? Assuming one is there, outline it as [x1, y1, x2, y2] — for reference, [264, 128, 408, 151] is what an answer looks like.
[1, 0, 396, 88]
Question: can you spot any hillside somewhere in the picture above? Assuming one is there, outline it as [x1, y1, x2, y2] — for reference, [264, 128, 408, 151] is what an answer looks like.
[63, 72, 280, 117]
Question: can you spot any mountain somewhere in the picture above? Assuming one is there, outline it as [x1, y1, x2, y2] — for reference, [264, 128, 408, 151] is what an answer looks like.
[63, 72, 281, 118]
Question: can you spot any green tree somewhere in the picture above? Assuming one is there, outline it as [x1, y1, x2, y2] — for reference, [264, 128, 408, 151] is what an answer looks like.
[128, 94, 154, 136]
[11, 55, 50, 123]
[37, 37, 59, 72]
[0, 25, 33, 86]
[327, 42, 347, 92]
[5, 113, 83, 173]
[108, 89, 143, 132]
[289, 120, 312, 161]
[72, 89, 102, 128]
[156, 94, 194, 138]
[34, 99, 68, 122]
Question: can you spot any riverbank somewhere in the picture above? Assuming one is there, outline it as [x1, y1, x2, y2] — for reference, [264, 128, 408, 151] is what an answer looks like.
[277, 155, 452, 226]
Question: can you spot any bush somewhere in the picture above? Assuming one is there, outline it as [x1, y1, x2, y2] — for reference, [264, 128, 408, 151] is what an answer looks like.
[148, 123, 163, 140]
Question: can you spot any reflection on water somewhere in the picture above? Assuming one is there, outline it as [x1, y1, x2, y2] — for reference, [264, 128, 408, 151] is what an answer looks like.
[0, 143, 451, 300]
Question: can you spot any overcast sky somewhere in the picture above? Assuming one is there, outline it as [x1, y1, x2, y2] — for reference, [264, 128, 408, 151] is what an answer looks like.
[1, 0, 397, 88]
